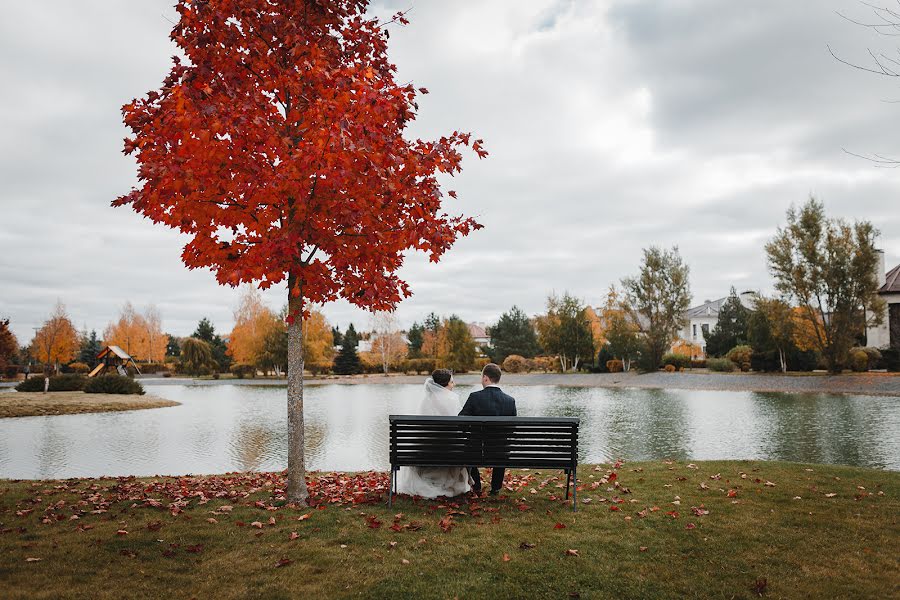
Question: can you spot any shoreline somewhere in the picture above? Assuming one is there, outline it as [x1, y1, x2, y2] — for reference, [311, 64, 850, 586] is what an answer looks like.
[125, 371, 900, 397]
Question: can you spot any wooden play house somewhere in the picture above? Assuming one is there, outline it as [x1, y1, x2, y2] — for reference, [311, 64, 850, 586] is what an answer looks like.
[88, 345, 142, 377]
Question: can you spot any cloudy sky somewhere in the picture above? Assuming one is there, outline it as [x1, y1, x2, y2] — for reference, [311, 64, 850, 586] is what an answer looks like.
[2, 0, 899, 344]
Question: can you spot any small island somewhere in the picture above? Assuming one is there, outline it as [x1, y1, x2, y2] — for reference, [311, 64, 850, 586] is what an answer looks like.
[0, 391, 179, 418]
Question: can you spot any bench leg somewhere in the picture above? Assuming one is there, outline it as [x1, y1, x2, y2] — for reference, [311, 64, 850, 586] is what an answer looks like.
[572, 466, 577, 512]
[565, 469, 571, 500]
[388, 467, 395, 508]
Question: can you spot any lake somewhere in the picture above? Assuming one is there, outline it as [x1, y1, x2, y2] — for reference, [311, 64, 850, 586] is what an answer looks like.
[0, 383, 898, 479]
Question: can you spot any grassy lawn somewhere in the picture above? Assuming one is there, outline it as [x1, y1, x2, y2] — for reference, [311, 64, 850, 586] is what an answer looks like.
[0, 461, 897, 599]
[0, 392, 180, 418]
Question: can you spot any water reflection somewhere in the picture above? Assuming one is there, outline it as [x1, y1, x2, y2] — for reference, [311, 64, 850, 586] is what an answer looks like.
[0, 383, 897, 479]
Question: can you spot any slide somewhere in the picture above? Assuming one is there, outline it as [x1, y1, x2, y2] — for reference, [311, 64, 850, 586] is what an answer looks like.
[87, 363, 104, 378]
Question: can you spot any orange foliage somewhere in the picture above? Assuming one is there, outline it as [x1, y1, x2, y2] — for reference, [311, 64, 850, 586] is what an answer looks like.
[31, 301, 78, 370]
[672, 339, 702, 359]
[302, 309, 335, 364]
[791, 307, 822, 352]
[104, 302, 168, 361]
[228, 287, 278, 365]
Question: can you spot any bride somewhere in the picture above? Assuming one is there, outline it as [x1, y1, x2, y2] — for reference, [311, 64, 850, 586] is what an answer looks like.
[396, 369, 472, 498]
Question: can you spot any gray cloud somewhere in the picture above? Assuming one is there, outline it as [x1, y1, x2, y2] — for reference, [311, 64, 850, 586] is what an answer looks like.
[2, 0, 899, 344]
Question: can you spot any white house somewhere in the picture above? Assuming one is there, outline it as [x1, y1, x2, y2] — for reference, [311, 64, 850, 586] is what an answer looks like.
[866, 251, 900, 349]
[679, 291, 757, 356]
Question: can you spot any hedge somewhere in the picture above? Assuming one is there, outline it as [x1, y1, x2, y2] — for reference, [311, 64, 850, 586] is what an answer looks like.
[15, 374, 87, 392]
[83, 375, 145, 395]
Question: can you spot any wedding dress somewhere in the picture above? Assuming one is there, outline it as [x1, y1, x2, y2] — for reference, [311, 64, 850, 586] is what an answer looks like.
[395, 379, 472, 498]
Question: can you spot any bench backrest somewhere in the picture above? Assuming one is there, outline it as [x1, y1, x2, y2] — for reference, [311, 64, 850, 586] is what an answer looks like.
[389, 415, 579, 469]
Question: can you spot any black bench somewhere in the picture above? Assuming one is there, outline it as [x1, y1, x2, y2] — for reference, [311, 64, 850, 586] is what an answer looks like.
[388, 415, 580, 511]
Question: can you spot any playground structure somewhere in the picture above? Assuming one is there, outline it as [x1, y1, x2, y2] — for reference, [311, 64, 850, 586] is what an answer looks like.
[88, 346, 142, 377]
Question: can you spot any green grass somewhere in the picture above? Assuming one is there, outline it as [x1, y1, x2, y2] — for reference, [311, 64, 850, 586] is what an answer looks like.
[1, 461, 897, 599]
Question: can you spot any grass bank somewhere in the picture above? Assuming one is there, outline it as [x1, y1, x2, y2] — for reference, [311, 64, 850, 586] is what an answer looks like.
[0, 392, 180, 418]
[1, 461, 897, 598]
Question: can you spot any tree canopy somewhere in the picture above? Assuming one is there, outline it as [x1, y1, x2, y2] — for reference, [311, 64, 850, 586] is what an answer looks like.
[765, 198, 884, 372]
[704, 288, 751, 357]
[536, 292, 594, 372]
[486, 306, 541, 364]
[622, 247, 691, 371]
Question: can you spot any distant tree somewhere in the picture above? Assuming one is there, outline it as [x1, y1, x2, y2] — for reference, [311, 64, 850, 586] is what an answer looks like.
[622, 247, 691, 371]
[0, 319, 18, 373]
[536, 292, 594, 372]
[103, 302, 147, 359]
[165, 335, 181, 358]
[258, 317, 288, 376]
[303, 309, 335, 365]
[370, 312, 404, 374]
[748, 296, 797, 373]
[486, 306, 541, 363]
[604, 311, 641, 372]
[333, 335, 362, 375]
[78, 330, 102, 369]
[192, 318, 230, 372]
[31, 301, 79, 373]
[444, 316, 476, 372]
[144, 305, 168, 362]
[343, 323, 360, 350]
[180, 337, 216, 376]
[765, 198, 884, 372]
[228, 287, 278, 366]
[331, 326, 343, 349]
[704, 288, 751, 357]
[406, 322, 425, 358]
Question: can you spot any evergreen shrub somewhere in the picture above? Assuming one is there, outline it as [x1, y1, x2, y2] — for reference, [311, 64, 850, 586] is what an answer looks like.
[707, 358, 735, 372]
[848, 349, 869, 372]
[83, 375, 144, 395]
[662, 353, 691, 370]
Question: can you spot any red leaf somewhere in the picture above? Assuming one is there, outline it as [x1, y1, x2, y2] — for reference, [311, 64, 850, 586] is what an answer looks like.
[554, 522, 567, 529]
[275, 558, 292, 568]
[290, 531, 299, 540]
[502, 553, 511, 562]
[439, 517, 454, 533]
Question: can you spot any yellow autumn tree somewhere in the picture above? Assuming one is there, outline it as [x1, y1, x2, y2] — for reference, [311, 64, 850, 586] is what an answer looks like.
[228, 287, 277, 365]
[31, 301, 78, 372]
[792, 306, 822, 352]
[103, 302, 168, 362]
[302, 308, 335, 365]
[144, 305, 168, 362]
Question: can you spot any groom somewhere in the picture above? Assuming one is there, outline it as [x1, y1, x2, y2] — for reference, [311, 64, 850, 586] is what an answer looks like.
[459, 363, 517, 495]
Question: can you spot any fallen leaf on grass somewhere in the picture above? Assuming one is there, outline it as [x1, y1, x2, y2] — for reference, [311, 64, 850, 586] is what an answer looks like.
[268, 517, 276, 526]
[639, 546, 648, 552]
[609, 506, 619, 512]
[206, 518, 218, 524]
[297, 513, 311, 521]
[554, 522, 567, 529]
[186, 544, 203, 553]
[275, 558, 292, 568]
[146, 521, 163, 531]
[824, 493, 837, 498]
[764, 481, 776, 487]
[25, 557, 42, 562]
[519, 542, 536, 550]
[116, 530, 128, 536]
[727, 489, 738, 498]
[502, 553, 511, 562]
[251, 521, 263, 529]
[565, 549, 580, 557]
[290, 532, 299, 540]
[401, 559, 410, 565]
[365, 515, 382, 529]
[685, 523, 696, 530]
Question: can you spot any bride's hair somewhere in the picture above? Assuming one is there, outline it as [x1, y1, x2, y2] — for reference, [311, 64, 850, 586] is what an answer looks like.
[431, 368, 452, 387]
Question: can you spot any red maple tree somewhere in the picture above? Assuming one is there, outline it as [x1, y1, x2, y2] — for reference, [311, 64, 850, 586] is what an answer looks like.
[115, 0, 485, 503]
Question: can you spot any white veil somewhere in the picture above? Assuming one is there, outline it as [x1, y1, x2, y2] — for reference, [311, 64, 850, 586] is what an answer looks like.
[419, 378, 461, 416]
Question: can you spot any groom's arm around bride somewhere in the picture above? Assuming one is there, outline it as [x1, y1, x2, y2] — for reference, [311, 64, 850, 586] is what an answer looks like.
[459, 363, 516, 495]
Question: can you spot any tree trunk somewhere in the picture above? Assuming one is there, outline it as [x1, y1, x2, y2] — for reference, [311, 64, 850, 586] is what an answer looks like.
[286, 282, 309, 504]
[779, 348, 786, 373]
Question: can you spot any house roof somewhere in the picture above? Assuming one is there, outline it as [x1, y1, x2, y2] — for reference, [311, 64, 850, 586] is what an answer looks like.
[880, 264, 900, 293]
[685, 298, 727, 319]
[468, 323, 488, 339]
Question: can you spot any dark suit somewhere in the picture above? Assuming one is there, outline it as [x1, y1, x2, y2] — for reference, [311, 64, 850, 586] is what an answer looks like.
[459, 385, 517, 493]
